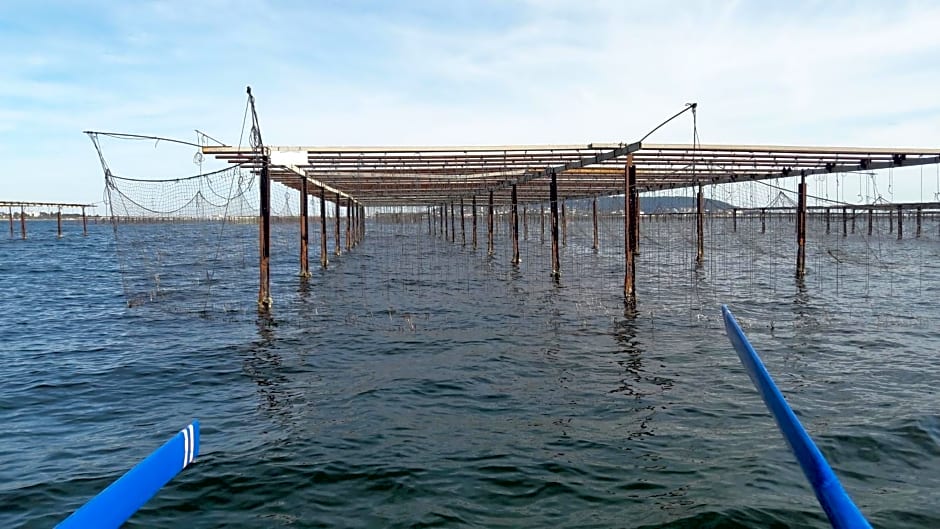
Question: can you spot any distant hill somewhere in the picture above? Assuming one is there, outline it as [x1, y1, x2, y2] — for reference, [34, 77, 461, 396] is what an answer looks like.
[567, 195, 733, 213]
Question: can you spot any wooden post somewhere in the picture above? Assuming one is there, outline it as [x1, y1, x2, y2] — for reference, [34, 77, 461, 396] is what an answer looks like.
[511, 184, 520, 265]
[472, 196, 478, 249]
[624, 155, 636, 303]
[732, 208, 737, 233]
[592, 196, 599, 250]
[334, 193, 341, 256]
[916, 207, 922, 237]
[56, 207, 62, 238]
[561, 199, 567, 246]
[346, 197, 352, 252]
[299, 177, 310, 277]
[550, 170, 560, 277]
[487, 191, 495, 256]
[81, 206, 88, 236]
[796, 173, 807, 280]
[20, 206, 26, 239]
[826, 208, 831, 234]
[258, 154, 272, 309]
[696, 184, 705, 265]
[868, 208, 873, 236]
[8, 206, 12, 238]
[889, 207, 894, 234]
[897, 205, 903, 240]
[460, 197, 466, 245]
[450, 202, 456, 243]
[842, 207, 848, 237]
[320, 188, 328, 268]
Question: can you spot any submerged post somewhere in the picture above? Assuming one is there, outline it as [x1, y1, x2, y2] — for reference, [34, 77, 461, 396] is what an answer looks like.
[550, 170, 560, 277]
[592, 196, 599, 250]
[842, 207, 848, 237]
[334, 193, 341, 256]
[624, 155, 636, 303]
[540, 203, 545, 243]
[732, 208, 737, 233]
[346, 197, 352, 252]
[450, 202, 456, 243]
[258, 154, 272, 309]
[20, 206, 26, 239]
[511, 184, 520, 265]
[796, 173, 807, 279]
[897, 205, 903, 240]
[561, 199, 567, 247]
[487, 191, 495, 256]
[57, 207, 63, 238]
[8, 206, 12, 238]
[696, 184, 705, 265]
[826, 208, 831, 234]
[761, 208, 766, 234]
[320, 188, 328, 268]
[427, 206, 432, 235]
[472, 195, 478, 249]
[460, 197, 466, 245]
[868, 208, 873, 236]
[851, 209, 856, 234]
[523, 205, 528, 240]
[440, 203, 445, 237]
[916, 207, 922, 237]
[299, 177, 310, 277]
[81, 206, 88, 236]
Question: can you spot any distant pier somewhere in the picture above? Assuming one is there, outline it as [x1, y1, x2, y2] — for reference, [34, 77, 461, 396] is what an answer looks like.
[2, 201, 97, 239]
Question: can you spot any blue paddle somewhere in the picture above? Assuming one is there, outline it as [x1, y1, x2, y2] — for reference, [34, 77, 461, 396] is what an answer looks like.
[721, 306, 871, 529]
[57, 419, 200, 529]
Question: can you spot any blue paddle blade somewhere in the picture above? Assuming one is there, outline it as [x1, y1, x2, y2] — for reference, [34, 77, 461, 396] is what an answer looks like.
[57, 420, 200, 529]
[721, 306, 871, 529]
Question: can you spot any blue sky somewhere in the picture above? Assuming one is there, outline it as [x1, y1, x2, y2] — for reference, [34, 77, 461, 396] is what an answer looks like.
[3, 0, 940, 205]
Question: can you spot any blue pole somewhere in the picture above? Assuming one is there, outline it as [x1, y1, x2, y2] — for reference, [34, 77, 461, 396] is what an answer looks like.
[57, 420, 200, 529]
[721, 306, 870, 529]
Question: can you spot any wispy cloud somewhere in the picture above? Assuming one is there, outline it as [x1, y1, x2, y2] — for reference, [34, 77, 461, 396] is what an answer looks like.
[1, 0, 939, 202]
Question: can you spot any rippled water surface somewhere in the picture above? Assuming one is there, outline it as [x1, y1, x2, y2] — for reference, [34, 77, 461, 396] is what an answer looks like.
[2, 215, 939, 528]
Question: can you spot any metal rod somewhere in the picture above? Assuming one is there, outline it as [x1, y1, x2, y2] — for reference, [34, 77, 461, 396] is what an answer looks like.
[796, 174, 807, 279]
[320, 188, 328, 268]
[511, 184, 520, 265]
[868, 208, 873, 236]
[487, 191, 494, 256]
[300, 177, 310, 277]
[624, 155, 635, 302]
[259, 154, 272, 309]
[550, 170, 560, 278]
[592, 196, 599, 250]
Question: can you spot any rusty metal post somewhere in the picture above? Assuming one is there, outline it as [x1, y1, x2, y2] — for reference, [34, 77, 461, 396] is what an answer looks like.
[450, 202, 455, 243]
[624, 155, 636, 303]
[761, 208, 766, 234]
[472, 196, 478, 249]
[440, 203, 445, 237]
[868, 208, 873, 236]
[917, 207, 922, 237]
[258, 154, 272, 310]
[56, 207, 62, 238]
[550, 170, 560, 277]
[592, 196, 599, 250]
[696, 184, 705, 265]
[796, 174, 807, 279]
[346, 197, 352, 252]
[299, 177, 310, 277]
[320, 187, 328, 268]
[826, 208, 831, 234]
[487, 191, 495, 256]
[460, 197, 466, 245]
[842, 207, 848, 237]
[8, 206, 12, 238]
[334, 193, 341, 256]
[561, 199, 567, 247]
[20, 206, 26, 239]
[889, 207, 894, 234]
[732, 208, 737, 232]
[427, 206, 431, 235]
[511, 184, 520, 265]
[81, 206, 88, 236]
[851, 209, 856, 234]
[897, 205, 903, 240]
